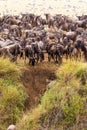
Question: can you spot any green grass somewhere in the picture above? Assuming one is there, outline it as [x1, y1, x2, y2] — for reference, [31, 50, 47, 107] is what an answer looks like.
[0, 58, 27, 130]
[17, 60, 87, 130]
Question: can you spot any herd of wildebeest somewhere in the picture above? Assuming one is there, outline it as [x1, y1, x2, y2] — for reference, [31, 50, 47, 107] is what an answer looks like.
[0, 13, 87, 65]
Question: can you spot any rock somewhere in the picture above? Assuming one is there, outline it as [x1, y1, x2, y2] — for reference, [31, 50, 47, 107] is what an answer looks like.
[7, 124, 17, 130]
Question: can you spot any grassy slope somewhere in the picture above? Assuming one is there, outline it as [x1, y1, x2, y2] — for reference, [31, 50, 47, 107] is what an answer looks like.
[0, 58, 57, 130]
[0, 58, 26, 130]
[18, 60, 87, 130]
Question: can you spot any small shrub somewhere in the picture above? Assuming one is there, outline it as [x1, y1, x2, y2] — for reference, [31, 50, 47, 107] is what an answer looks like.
[0, 84, 26, 128]
[62, 94, 86, 126]
[0, 58, 27, 129]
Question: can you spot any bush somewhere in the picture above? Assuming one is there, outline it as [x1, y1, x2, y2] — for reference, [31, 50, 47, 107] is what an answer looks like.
[0, 58, 27, 130]
[0, 86, 26, 126]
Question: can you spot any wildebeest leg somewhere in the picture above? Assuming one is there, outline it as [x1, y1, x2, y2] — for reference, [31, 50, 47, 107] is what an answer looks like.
[58, 55, 62, 65]
[35, 53, 39, 63]
[2, 48, 8, 59]
[51, 53, 55, 62]
[29, 58, 31, 65]
[84, 51, 87, 61]
[29, 53, 34, 65]
[29, 56, 35, 66]
[75, 53, 78, 61]
[37, 53, 39, 63]
[69, 51, 73, 61]
[55, 54, 58, 63]
[29, 54, 32, 65]
[48, 53, 51, 62]
[20, 50, 24, 59]
[40, 52, 44, 62]
[24, 52, 27, 64]
[56, 54, 62, 64]
[29, 56, 32, 65]
[32, 58, 35, 66]
[69, 53, 71, 60]
[3, 53, 6, 58]
[7, 49, 14, 61]
[65, 53, 68, 61]
[3, 51, 7, 59]
[78, 50, 82, 61]
[15, 56, 18, 64]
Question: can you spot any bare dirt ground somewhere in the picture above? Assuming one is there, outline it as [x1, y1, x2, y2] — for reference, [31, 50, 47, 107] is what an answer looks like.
[21, 62, 57, 110]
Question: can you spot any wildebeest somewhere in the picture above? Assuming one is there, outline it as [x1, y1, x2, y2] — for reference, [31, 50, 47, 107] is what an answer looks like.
[65, 31, 77, 41]
[24, 44, 35, 65]
[0, 43, 23, 62]
[46, 43, 63, 64]
[0, 13, 87, 65]
[0, 39, 14, 48]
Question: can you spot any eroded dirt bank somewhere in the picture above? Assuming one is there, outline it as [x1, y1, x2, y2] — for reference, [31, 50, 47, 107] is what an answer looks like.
[21, 63, 57, 109]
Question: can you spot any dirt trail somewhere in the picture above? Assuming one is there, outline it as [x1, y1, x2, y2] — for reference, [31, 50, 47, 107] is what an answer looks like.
[21, 63, 57, 109]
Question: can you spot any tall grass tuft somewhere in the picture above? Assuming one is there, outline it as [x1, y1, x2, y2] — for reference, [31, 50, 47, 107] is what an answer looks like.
[0, 58, 27, 130]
